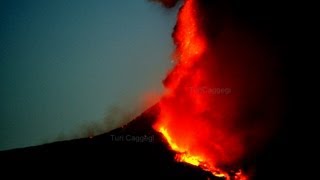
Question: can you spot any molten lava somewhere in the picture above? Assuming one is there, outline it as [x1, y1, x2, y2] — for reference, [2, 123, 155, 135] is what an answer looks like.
[154, 0, 235, 178]
[153, 0, 281, 179]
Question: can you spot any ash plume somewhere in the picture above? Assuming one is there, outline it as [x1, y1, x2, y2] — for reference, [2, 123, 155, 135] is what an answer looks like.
[152, 0, 284, 177]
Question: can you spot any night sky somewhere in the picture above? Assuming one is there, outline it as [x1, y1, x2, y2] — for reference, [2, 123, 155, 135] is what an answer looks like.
[0, 0, 178, 150]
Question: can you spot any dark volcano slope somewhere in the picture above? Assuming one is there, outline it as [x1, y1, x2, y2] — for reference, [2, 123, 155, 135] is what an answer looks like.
[0, 105, 221, 179]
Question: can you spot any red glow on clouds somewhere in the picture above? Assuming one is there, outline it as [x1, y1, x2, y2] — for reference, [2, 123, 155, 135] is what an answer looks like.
[153, 0, 282, 179]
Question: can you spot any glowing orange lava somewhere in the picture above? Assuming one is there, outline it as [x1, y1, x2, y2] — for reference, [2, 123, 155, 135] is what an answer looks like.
[153, 0, 248, 179]
[159, 127, 229, 178]
[152, 0, 282, 178]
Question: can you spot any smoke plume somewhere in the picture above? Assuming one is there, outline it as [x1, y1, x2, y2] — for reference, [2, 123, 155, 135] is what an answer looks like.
[152, 0, 284, 177]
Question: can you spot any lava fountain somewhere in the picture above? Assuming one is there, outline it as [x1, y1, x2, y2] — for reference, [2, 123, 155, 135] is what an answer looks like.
[153, 0, 282, 179]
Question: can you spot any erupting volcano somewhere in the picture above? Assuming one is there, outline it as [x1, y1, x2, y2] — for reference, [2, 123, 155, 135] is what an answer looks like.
[1, 0, 292, 179]
[153, 0, 282, 179]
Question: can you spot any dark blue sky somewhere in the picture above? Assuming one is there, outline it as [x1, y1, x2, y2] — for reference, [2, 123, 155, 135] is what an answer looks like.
[0, 0, 178, 150]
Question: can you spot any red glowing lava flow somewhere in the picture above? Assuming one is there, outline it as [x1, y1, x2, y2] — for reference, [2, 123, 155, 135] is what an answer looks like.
[153, 0, 249, 179]
[153, 0, 282, 179]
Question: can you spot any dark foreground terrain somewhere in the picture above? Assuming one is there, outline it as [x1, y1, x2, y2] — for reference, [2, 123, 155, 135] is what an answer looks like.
[0, 105, 222, 179]
[0, 103, 314, 179]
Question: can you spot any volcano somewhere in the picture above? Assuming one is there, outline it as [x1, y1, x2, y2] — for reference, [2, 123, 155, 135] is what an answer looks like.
[1, 104, 225, 179]
[1, 0, 315, 179]
[0, 103, 313, 179]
